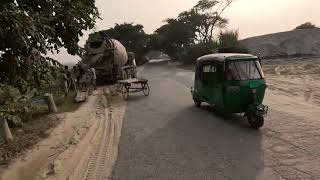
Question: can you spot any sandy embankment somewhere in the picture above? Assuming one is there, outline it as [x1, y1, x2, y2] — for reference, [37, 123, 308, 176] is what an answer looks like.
[263, 58, 320, 128]
[264, 58, 320, 105]
[0, 87, 126, 180]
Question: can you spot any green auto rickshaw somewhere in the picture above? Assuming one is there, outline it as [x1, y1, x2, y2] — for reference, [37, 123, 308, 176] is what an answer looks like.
[191, 53, 268, 129]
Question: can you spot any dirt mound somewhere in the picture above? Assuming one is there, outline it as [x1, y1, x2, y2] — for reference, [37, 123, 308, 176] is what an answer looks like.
[241, 28, 320, 58]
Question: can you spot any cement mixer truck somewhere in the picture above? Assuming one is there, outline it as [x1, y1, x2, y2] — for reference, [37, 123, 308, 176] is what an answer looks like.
[82, 33, 137, 83]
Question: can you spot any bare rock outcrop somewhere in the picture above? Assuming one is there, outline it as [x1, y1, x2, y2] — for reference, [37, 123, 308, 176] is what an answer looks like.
[241, 28, 320, 58]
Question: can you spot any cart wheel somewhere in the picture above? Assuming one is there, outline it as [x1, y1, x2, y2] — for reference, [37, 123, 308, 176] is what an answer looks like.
[247, 113, 264, 129]
[142, 83, 150, 96]
[122, 85, 129, 100]
[193, 99, 201, 107]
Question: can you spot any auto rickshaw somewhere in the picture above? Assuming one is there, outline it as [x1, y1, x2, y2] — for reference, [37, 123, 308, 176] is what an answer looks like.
[191, 53, 268, 129]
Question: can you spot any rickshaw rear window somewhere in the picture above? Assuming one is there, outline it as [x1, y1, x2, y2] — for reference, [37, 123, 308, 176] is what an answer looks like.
[226, 60, 264, 80]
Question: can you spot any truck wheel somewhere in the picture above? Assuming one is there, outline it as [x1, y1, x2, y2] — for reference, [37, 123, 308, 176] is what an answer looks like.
[194, 99, 201, 107]
[247, 113, 264, 129]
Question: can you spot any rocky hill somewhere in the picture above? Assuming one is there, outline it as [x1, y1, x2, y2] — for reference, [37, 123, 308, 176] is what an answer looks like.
[240, 28, 320, 58]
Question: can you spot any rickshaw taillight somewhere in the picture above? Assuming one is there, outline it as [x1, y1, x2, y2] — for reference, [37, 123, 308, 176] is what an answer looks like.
[252, 89, 257, 94]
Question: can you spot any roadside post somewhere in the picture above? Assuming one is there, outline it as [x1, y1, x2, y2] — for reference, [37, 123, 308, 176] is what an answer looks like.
[0, 118, 13, 143]
[44, 93, 58, 113]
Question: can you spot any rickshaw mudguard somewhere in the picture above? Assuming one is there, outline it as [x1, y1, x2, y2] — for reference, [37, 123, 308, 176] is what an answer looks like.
[190, 86, 197, 98]
[247, 103, 269, 117]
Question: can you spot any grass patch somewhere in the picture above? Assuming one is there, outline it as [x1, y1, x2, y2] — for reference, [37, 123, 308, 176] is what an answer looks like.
[0, 89, 81, 166]
[0, 113, 60, 165]
[54, 91, 81, 113]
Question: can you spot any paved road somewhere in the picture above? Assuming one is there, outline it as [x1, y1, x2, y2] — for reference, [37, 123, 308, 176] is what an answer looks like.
[112, 61, 320, 180]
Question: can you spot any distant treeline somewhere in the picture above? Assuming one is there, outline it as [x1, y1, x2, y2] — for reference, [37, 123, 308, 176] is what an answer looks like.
[86, 0, 248, 65]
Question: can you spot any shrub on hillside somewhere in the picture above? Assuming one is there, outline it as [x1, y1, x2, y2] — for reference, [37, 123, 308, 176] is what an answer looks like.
[295, 22, 317, 30]
[218, 30, 249, 54]
[182, 41, 218, 64]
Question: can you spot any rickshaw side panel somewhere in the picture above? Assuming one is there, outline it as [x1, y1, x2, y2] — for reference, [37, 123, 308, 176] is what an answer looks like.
[193, 63, 224, 107]
[222, 80, 266, 113]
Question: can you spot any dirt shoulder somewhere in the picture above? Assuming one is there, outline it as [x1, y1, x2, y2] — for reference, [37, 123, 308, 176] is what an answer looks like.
[263, 58, 320, 106]
[0, 86, 126, 180]
[258, 58, 320, 179]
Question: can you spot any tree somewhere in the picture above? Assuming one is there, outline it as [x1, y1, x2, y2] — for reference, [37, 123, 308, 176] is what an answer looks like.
[295, 22, 317, 30]
[182, 41, 218, 64]
[87, 23, 151, 64]
[0, 1, 99, 55]
[153, 0, 233, 62]
[104, 23, 145, 53]
[192, 0, 232, 42]
[154, 18, 195, 59]
[101, 23, 149, 56]
[0, 0, 99, 89]
[218, 30, 248, 53]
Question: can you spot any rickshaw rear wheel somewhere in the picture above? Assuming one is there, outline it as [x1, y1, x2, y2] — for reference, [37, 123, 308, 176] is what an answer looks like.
[247, 113, 264, 129]
[194, 99, 201, 107]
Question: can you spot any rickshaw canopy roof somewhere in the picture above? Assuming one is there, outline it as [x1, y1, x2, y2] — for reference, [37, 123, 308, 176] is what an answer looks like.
[197, 53, 258, 65]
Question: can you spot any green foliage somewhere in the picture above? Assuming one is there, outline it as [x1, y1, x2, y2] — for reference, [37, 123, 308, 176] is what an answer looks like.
[88, 23, 150, 64]
[218, 30, 248, 53]
[192, 0, 231, 42]
[153, 0, 234, 63]
[0, 0, 99, 90]
[295, 22, 317, 30]
[54, 91, 80, 113]
[0, 0, 99, 56]
[155, 0, 231, 57]
[0, 84, 30, 126]
[0, 0, 97, 126]
[102, 23, 148, 54]
[0, 51, 62, 95]
[154, 18, 195, 59]
[182, 41, 218, 64]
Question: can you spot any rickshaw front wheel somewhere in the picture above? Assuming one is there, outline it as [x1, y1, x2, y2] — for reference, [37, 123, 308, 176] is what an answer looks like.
[194, 99, 201, 107]
[247, 113, 264, 129]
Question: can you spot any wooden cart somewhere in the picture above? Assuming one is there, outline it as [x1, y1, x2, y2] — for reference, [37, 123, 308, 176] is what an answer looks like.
[118, 78, 150, 100]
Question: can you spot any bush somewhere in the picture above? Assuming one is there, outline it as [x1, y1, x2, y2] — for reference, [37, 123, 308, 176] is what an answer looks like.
[218, 45, 248, 54]
[218, 30, 249, 54]
[295, 22, 317, 30]
[182, 41, 218, 64]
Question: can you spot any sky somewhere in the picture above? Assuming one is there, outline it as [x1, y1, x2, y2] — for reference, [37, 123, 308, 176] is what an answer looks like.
[52, 0, 320, 64]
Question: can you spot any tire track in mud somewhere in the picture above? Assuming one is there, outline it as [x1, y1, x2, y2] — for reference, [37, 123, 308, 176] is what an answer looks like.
[81, 89, 123, 180]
